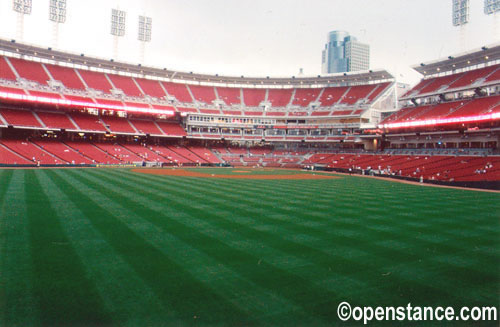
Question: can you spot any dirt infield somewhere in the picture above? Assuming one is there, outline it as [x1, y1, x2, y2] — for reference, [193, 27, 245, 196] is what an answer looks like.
[132, 168, 339, 180]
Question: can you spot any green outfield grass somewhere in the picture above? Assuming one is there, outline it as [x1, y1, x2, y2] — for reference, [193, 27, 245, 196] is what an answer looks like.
[0, 168, 498, 326]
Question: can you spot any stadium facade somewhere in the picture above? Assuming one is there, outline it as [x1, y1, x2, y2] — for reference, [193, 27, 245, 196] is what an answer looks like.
[0, 38, 499, 188]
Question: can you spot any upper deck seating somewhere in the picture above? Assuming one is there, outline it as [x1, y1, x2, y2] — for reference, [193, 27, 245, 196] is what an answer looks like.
[45, 64, 86, 90]
[0, 57, 17, 81]
[367, 82, 390, 102]
[484, 67, 500, 83]
[77, 69, 113, 93]
[107, 74, 143, 97]
[189, 85, 216, 104]
[135, 78, 166, 98]
[319, 86, 349, 106]
[217, 87, 241, 105]
[292, 88, 321, 107]
[448, 65, 499, 89]
[8, 57, 50, 85]
[267, 89, 293, 107]
[162, 82, 193, 103]
[242, 88, 266, 107]
[341, 84, 377, 105]
[417, 74, 463, 95]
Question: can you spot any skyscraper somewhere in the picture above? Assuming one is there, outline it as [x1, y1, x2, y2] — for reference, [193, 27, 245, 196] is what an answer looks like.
[321, 31, 370, 74]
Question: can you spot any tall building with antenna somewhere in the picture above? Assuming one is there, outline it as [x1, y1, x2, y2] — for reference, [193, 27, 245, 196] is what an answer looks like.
[321, 30, 370, 74]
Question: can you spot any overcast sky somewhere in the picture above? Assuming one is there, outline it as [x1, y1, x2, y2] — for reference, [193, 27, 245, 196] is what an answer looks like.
[0, 0, 498, 85]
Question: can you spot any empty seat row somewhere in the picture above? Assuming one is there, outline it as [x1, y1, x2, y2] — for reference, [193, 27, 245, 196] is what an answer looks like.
[0, 108, 187, 136]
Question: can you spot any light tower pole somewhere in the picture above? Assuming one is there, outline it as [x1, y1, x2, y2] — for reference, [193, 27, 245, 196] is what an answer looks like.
[484, 0, 500, 40]
[111, 8, 126, 60]
[138, 15, 152, 64]
[12, 0, 32, 41]
[452, 0, 470, 52]
[49, 0, 67, 49]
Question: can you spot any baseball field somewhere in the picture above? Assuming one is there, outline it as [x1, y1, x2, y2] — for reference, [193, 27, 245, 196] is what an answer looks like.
[0, 167, 498, 326]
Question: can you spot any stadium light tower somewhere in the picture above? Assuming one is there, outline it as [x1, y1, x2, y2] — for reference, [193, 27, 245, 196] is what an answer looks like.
[12, 0, 32, 41]
[111, 8, 126, 60]
[138, 15, 152, 64]
[484, 0, 500, 14]
[452, 0, 469, 26]
[452, 0, 470, 51]
[49, 0, 67, 48]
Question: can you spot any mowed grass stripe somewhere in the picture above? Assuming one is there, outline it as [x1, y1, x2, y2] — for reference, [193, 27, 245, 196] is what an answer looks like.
[0, 170, 37, 327]
[65, 170, 309, 324]
[0, 170, 12, 204]
[70, 168, 343, 324]
[47, 169, 258, 326]
[125, 172, 492, 307]
[172, 173, 499, 261]
[119, 169, 487, 276]
[110, 169, 499, 307]
[24, 170, 113, 326]
[106, 170, 381, 272]
[166, 174, 499, 276]
[35, 170, 173, 327]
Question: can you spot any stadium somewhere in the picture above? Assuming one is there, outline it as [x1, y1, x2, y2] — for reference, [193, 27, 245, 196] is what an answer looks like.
[0, 0, 499, 326]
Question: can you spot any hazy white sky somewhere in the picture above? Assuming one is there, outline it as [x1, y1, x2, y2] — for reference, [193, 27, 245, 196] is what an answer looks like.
[0, 0, 498, 85]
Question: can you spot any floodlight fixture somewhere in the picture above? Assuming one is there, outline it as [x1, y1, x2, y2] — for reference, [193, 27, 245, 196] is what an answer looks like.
[12, 0, 32, 14]
[452, 0, 470, 26]
[484, 0, 500, 14]
[138, 15, 152, 42]
[49, 0, 66, 23]
[111, 9, 126, 37]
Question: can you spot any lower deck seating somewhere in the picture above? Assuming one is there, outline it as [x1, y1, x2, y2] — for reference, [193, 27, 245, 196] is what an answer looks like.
[0, 143, 32, 164]
[0, 138, 498, 182]
[93, 143, 144, 163]
[168, 145, 207, 163]
[65, 142, 121, 164]
[306, 153, 499, 182]
[1, 139, 65, 164]
[188, 146, 220, 163]
[149, 145, 192, 164]
[33, 140, 92, 164]
[121, 144, 169, 162]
